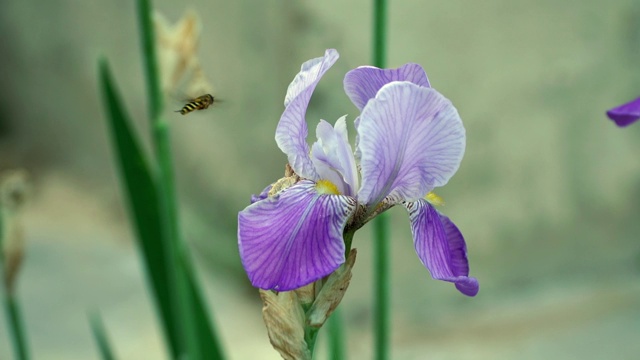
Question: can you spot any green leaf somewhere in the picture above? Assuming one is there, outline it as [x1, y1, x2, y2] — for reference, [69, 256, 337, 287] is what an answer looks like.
[184, 258, 225, 359]
[98, 58, 179, 357]
[3, 296, 30, 360]
[88, 311, 117, 360]
[98, 58, 225, 360]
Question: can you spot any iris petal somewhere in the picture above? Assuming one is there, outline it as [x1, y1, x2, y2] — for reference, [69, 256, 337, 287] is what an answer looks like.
[310, 117, 358, 196]
[356, 82, 465, 207]
[404, 199, 478, 296]
[606, 96, 640, 127]
[251, 184, 272, 204]
[238, 180, 356, 291]
[344, 63, 431, 111]
[276, 49, 340, 180]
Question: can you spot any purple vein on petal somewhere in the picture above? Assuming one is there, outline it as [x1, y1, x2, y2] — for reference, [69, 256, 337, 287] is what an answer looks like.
[344, 63, 431, 111]
[276, 49, 340, 180]
[404, 199, 478, 297]
[238, 180, 356, 291]
[356, 82, 465, 208]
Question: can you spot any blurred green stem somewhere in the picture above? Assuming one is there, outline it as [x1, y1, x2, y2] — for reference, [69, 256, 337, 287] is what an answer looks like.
[136, 0, 162, 121]
[89, 311, 117, 360]
[3, 296, 30, 360]
[372, 212, 390, 360]
[372, 0, 390, 359]
[305, 326, 320, 358]
[0, 213, 30, 360]
[135, 0, 201, 358]
[373, 0, 387, 68]
[327, 307, 346, 360]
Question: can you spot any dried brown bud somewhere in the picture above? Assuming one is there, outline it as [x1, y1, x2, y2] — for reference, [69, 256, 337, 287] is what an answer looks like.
[307, 249, 357, 328]
[293, 282, 317, 308]
[154, 10, 213, 97]
[259, 290, 311, 360]
[0, 170, 30, 212]
[4, 235, 24, 294]
[1, 169, 30, 294]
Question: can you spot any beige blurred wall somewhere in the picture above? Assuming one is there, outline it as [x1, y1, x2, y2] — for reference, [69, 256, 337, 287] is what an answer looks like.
[1, 0, 639, 359]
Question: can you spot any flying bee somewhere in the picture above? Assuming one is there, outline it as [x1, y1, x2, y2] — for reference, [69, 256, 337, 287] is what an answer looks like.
[175, 94, 215, 115]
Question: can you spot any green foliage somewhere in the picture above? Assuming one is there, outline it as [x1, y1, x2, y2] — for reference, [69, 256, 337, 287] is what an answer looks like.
[99, 59, 180, 355]
[98, 31, 224, 359]
[372, 1, 389, 359]
[1, 191, 30, 360]
[89, 312, 117, 360]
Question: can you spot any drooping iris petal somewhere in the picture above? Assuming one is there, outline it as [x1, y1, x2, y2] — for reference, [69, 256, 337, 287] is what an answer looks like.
[404, 199, 478, 296]
[344, 63, 431, 111]
[276, 49, 339, 180]
[238, 180, 357, 291]
[357, 82, 466, 207]
[310, 116, 358, 196]
[606, 96, 640, 127]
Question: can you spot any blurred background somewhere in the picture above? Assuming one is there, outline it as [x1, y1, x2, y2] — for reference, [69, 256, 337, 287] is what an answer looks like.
[1, 0, 640, 359]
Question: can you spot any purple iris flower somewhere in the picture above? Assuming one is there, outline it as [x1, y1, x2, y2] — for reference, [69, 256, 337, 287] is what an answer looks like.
[238, 49, 479, 296]
[606, 97, 640, 127]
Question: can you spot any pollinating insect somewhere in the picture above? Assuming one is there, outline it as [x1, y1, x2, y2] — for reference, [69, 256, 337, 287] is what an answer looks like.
[176, 94, 215, 115]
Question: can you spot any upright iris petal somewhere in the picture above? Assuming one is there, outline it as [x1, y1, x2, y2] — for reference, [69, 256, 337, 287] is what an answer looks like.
[310, 116, 358, 196]
[344, 64, 433, 162]
[606, 96, 640, 127]
[238, 180, 356, 291]
[356, 82, 466, 208]
[344, 63, 431, 110]
[276, 49, 340, 180]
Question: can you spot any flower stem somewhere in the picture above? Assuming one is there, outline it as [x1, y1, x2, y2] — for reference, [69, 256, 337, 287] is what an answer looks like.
[89, 311, 117, 360]
[3, 295, 30, 360]
[372, 0, 390, 359]
[135, 0, 200, 358]
[372, 212, 390, 360]
[373, 0, 387, 68]
[0, 212, 30, 360]
[327, 307, 346, 360]
[305, 326, 320, 358]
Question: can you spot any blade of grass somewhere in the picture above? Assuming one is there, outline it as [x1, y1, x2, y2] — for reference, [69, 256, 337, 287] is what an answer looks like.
[135, 0, 225, 358]
[99, 59, 224, 359]
[183, 256, 226, 359]
[98, 58, 180, 357]
[372, 2, 389, 359]
[88, 311, 117, 360]
[134, 0, 200, 356]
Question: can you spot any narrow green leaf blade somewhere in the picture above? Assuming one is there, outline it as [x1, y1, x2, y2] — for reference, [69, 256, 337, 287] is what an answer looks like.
[88, 312, 117, 360]
[184, 259, 225, 360]
[97, 58, 179, 357]
[3, 296, 30, 360]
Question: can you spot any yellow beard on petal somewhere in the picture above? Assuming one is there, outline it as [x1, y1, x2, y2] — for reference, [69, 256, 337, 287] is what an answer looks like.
[425, 191, 445, 206]
[315, 180, 340, 195]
